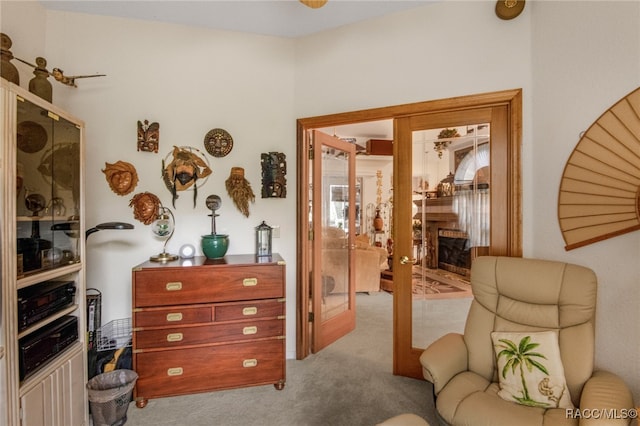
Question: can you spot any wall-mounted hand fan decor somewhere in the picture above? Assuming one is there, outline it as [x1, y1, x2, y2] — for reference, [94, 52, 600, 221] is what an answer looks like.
[558, 86, 640, 250]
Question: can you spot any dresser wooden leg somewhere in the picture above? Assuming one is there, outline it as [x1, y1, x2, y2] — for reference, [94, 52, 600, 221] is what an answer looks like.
[274, 380, 286, 390]
[135, 398, 148, 408]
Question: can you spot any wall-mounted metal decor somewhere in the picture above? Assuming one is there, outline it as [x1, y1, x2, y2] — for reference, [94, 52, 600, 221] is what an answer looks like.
[260, 152, 286, 198]
[225, 167, 255, 217]
[137, 119, 160, 153]
[204, 128, 233, 158]
[162, 146, 211, 208]
[102, 160, 139, 196]
[558, 86, 640, 250]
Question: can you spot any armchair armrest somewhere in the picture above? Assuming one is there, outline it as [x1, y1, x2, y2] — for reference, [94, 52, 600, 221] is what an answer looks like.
[419, 332, 468, 395]
[579, 370, 635, 426]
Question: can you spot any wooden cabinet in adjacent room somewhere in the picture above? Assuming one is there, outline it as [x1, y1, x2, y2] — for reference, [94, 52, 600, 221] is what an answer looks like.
[131, 254, 286, 408]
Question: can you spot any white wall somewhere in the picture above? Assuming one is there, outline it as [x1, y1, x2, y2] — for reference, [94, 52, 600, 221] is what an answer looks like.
[294, 0, 639, 400]
[530, 1, 640, 398]
[3, 0, 638, 400]
[2, 2, 298, 355]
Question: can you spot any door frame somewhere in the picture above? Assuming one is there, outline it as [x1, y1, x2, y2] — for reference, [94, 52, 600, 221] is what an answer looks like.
[296, 89, 522, 361]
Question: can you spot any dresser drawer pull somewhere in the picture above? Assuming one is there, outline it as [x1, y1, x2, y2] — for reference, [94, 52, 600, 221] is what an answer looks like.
[243, 278, 258, 287]
[167, 367, 183, 376]
[166, 282, 183, 291]
[166, 333, 183, 342]
[242, 307, 258, 316]
[166, 313, 183, 322]
[243, 359, 258, 368]
[242, 326, 258, 335]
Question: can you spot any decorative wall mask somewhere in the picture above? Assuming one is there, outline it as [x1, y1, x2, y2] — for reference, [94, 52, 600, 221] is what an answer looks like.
[204, 128, 233, 158]
[17, 121, 47, 153]
[129, 192, 161, 225]
[558, 86, 640, 250]
[225, 167, 255, 217]
[162, 146, 211, 208]
[260, 152, 287, 198]
[137, 119, 160, 153]
[102, 160, 139, 196]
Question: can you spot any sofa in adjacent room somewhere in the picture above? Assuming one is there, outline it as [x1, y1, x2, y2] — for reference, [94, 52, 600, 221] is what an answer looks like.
[321, 227, 388, 294]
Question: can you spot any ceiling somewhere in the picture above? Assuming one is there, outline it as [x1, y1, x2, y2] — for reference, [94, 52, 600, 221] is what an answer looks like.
[39, 0, 439, 39]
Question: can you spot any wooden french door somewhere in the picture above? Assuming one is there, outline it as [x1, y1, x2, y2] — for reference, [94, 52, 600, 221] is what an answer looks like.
[296, 89, 521, 367]
[310, 130, 356, 352]
[393, 104, 520, 378]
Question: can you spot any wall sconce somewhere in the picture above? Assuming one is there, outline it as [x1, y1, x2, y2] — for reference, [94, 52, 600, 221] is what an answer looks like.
[255, 221, 273, 257]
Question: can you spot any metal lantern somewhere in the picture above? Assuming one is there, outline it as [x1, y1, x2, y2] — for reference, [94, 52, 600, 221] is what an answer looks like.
[255, 221, 272, 257]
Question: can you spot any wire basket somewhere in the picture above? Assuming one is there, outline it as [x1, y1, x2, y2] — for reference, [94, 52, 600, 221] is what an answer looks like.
[96, 318, 132, 352]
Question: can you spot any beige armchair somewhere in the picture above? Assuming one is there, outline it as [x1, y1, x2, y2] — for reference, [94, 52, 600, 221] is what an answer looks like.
[420, 256, 635, 426]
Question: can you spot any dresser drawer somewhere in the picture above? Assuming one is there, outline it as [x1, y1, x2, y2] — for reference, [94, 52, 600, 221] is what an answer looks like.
[214, 299, 284, 322]
[134, 305, 213, 328]
[134, 339, 285, 399]
[134, 318, 284, 349]
[134, 266, 284, 307]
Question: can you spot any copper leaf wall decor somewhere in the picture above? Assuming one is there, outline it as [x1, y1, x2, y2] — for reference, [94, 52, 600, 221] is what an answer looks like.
[558, 86, 640, 250]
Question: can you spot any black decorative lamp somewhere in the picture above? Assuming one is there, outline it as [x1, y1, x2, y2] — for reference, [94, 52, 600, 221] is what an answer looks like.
[255, 221, 273, 257]
[85, 222, 134, 240]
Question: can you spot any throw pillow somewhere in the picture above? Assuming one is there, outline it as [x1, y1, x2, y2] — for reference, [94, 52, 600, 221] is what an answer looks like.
[491, 330, 574, 409]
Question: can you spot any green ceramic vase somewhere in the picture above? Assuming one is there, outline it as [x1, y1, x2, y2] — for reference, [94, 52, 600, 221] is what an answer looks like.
[201, 234, 229, 259]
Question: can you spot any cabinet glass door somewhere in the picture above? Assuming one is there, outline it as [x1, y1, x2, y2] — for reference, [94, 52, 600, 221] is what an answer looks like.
[16, 96, 81, 277]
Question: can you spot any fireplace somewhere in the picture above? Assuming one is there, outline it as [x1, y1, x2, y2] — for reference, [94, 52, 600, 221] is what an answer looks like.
[437, 229, 471, 277]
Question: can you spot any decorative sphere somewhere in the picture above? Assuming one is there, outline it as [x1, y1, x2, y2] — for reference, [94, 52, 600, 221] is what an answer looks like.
[201, 234, 229, 259]
[152, 214, 173, 237]
[179, 244, 196, 259]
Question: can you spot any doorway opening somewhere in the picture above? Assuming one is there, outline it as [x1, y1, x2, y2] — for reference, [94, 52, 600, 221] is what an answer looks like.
[296, 89, 522, 379]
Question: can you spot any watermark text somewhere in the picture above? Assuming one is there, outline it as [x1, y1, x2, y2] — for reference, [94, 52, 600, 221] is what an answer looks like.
[566, 408, 638, 420]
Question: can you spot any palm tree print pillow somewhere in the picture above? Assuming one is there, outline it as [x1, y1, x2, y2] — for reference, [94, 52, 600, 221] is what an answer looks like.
[491, 330, 574, 409]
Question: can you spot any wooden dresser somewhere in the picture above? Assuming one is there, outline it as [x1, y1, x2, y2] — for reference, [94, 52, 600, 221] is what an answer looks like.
[131, 254, 286, 408]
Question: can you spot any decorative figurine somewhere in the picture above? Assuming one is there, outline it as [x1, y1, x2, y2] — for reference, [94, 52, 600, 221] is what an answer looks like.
[16, 55, 106, 88]
[0, 33, 19, 84]
[225, 167, 255, 218]
[261, 152, 286, 198]
[137, 119, 159, 153]
[50, 67, 106, 87]
[162, 146, 212, 208]
[102, 160, 139, 196]
[201, 194, 229, 259]
[204, 128, 233, 157]
[28, 57, 52, 102]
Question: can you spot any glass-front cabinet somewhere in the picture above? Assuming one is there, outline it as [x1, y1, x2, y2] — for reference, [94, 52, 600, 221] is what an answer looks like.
[1, 80, 88, 426]
[16, 88, 82, 277]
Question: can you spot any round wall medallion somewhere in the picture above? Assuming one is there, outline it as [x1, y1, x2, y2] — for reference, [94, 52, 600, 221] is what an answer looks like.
[204, 128, 233, 157]
[17, 121, 47, 153]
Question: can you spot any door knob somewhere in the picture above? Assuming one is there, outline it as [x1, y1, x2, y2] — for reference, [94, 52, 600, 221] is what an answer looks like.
[399, 255, 417, 265]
